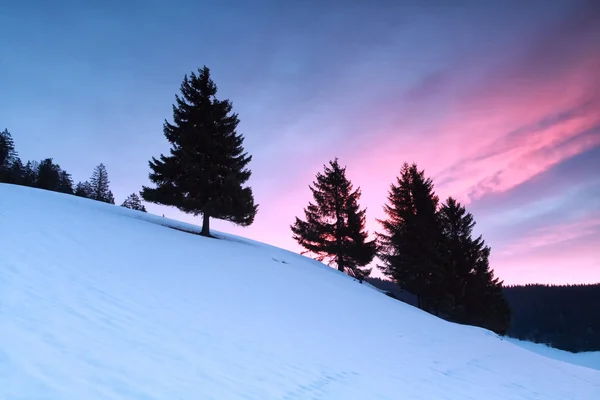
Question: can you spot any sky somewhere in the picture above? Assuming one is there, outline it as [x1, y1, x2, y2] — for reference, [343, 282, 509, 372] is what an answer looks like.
[1, 0, 598, 285]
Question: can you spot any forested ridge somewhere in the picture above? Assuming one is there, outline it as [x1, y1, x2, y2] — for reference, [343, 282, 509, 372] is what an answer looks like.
[367, 277, 600, 353]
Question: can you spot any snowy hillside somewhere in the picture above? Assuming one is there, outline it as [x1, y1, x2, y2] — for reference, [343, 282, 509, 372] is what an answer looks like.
[1, 183, 599, 399]
[507, 338, 600, 372]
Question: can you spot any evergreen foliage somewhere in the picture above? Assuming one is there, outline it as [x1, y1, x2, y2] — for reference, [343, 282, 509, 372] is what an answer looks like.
[504, 283, 600, 352]
[89, 164, 115, 204]
[36, 158, 73, 194]
[376, 162, 445, 313]
[364, 276, 418, 305]
[74, 181, 93, 198]
[0, 129, 18, 181]
[291, 158, 376, 280]
[376, 163, 511, 334]
[0, 128, 113, 202]
[365, 278, 599, 351]
[22, 161, 39, 187]
[7, 158, 24, 185]
[439, 197, 511, 334]
[141, 66, 257, 237]
[121, 193, 147, 212]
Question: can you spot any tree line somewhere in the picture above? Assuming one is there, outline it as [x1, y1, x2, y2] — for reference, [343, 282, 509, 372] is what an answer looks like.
[366, 279, 600, 353]
[291, 159, 511, 335]
[0, 129, 146, 212]
[3, 65, 510, 336]
[503, 283, 600, 352]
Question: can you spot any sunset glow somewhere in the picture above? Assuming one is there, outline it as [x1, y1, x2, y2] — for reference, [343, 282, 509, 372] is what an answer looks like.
[1, 0, 598, 285]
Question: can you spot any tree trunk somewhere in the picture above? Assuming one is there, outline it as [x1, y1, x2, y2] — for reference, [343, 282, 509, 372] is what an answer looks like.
[336, 253, 344, 272]
[201, 213, 211, 237]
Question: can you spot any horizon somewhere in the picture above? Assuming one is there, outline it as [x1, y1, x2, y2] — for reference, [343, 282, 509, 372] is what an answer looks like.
[1, 0, 598, 285]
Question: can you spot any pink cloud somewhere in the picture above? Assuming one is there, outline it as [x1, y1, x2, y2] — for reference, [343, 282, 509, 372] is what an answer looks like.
[493, 232, 600, 285]
[497, 214, 600, 258]
[203, 3, 600, 285]
[348, 5, 600, 207]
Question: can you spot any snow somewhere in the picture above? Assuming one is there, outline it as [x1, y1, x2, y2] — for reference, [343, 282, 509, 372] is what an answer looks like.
[1, 183, 599, 399]
[506, 338, 600, 372]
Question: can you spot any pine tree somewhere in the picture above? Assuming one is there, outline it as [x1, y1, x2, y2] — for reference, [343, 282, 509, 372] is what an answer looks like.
[8, 158, 24, 185]
[121, 192, 147, 212]
[291, 158, 376, 280]
[74, 181, 93, 198]
[141, 66, 257, 237]
[438, 197, 511, 334]
[0, 129, 18, 182]
[36, 158, 62, 191]
[89, 163, 115, 204]
[438, 197, 474, 319]
[22, 161, 38, 187]
[57, 170, 74, 194]
[376, 162, 446, 313]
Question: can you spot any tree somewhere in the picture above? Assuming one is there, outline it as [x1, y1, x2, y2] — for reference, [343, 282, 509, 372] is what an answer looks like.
[32, 158, 73, 194]
[291, 158, 376, 280]
[438, 197, 511, 334]
[141, 66, 257, 237]
[89, 163, 115, 204]
[8, 158, 24, 185]
[22, 161, 38, 187]
[376, 162, 446, 313]
[74, 181, 93, 198]
[36, 158, 62, 191]
[438, 196, 474, 319]
[0, 129, 18, 182]
[121, 192, 147, 212]
[57, 170, 74, 194]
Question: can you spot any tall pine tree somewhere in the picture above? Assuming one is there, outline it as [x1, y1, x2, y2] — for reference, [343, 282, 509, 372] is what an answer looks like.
[439, 197, 511, 334]
[291, 158, 376, 280]
[0, 129, 17, 182]
[89, 163, 115, 204]
[141, 66, 257, 237]
[376, 162, 446, 313]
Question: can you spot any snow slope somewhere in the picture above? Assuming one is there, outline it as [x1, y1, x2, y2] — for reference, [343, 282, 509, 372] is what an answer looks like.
[506, 338, 600, 372]
[1, 183, 599, 399]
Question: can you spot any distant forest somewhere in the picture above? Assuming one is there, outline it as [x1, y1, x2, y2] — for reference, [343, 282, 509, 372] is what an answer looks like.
[503, 284, 600, 353]
[367, 277, 600, 353]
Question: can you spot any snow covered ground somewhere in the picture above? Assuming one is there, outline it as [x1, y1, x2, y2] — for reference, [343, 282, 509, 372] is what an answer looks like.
[506, 338, 600, 372]
[1, 183, 599, 399]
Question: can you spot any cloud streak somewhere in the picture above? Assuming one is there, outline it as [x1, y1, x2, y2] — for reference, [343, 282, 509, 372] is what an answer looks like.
[2, 0, 598, 285]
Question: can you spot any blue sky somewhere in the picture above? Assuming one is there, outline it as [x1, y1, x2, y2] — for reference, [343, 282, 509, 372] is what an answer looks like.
[1, 0, 598, 284]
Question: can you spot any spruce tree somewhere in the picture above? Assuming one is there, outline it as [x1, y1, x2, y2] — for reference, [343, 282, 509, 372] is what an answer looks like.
[74, 181, 93, 198]
[438, 197, 511, 334]
[0, 129, 17, 182]
[8, 158, 24, 185]
[57, 170, 74, 194]
[438, 196, 474, 319]
[141, 66, 257, 237]
[22, 161, 38, 187]
[376, 162, 446, 313]
[291, 158, 376, 280]
[36, 158, 61, 191]
[89, 163, 115, 204]
[34, 159, 73, 194]
[121, 192, 147, 212]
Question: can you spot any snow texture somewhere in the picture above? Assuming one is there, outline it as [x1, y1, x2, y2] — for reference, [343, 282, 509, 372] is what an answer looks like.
[506, 338, 600, 372]
[1, 183, 599, 399]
